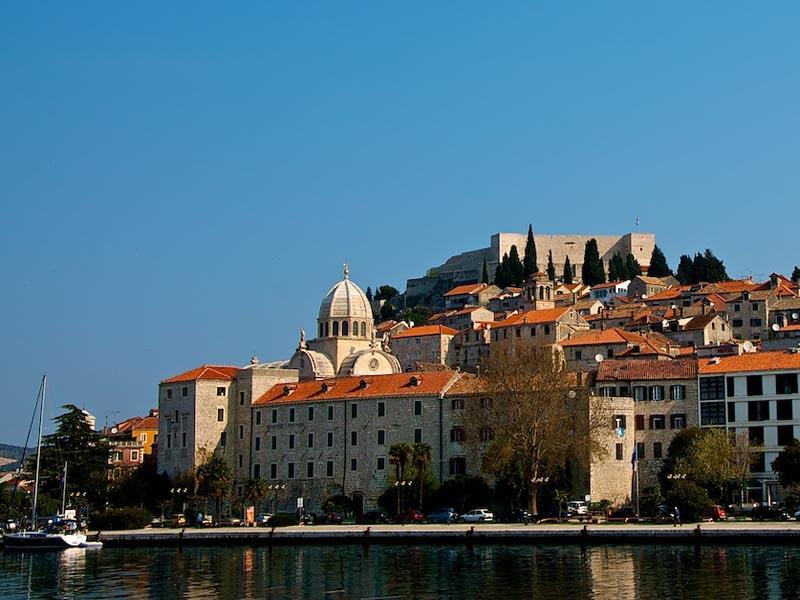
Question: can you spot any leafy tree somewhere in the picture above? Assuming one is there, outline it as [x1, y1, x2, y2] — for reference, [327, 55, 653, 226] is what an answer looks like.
[546, 250, 556, 282]
[581, 239, 606, 286]
[772, 438, 800, 488]
[562, 255, 573, 284]
[647, 245, 672, 277]
[374, 285, 399, 301]
[365, 287, 373, 302]
[625, 253, 642, 280]
[196, 453, 232, 525]
[608, 253, 625, 282]
[379, 302, 395, 322]
[411, 443, 433, 508]
[508, 245, 525, 286]
[422, 475, 492, 515]
[665, 479, 713, 523]
[470, 342, 610, 513]
[523, 224, 538, 277]
[639, 486, 664, 518]
[243, 477, 270, 513]
[792, 266, 800, 285]
[35, 404, 110, 511]
[108, 462, 171, 514]
[481, 257, 489, 284]
[399, 307, 431, 327]
[676, 254, 694, 285]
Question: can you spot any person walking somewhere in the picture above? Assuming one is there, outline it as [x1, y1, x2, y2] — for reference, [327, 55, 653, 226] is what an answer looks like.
[672, 506, 681, 527]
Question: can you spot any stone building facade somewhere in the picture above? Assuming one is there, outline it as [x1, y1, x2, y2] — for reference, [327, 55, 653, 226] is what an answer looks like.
[390, 325, 459, 371]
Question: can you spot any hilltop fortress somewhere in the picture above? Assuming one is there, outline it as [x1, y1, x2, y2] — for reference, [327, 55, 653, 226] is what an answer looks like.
[406, 230, 655, 309]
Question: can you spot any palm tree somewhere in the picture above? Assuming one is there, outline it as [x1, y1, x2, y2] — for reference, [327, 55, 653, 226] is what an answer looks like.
[411, 443, 432, 509]
[243, 477, 269, 515]
[388, 443, 413, 481]
[195, 454, 232, 525]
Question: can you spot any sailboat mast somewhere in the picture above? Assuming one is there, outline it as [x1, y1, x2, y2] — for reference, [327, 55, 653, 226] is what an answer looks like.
[31, 374, 46, 527]
[61, 462, 68, 515]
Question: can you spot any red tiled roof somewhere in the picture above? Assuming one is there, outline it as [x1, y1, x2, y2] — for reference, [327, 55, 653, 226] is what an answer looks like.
[491, 307, 570, 329]
[392, 325, 459, 339]
[780, 325, 800, 332]
[644, 287, 684, 302]
[597, 358, 697, 381]
[592, 281, 626, 290]
[682, 313, 721, 331]
[161, 365, 239, 383]
[375, 320, 399, 333]
[254, 371, 461, 405]
[444, 283, 493, 297]
[698, 351, 800, 374]
[559, 327, 649, 347]
[136, 416, 159, 430]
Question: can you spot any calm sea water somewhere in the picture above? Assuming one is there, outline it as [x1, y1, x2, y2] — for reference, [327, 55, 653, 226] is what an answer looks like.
[2, 543, 800, 599]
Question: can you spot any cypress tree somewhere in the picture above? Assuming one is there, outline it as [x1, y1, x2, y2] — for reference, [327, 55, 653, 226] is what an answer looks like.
[625, 253, 642, 279]
[366, 287, 373, 302]
[495, 252, 510, 288]
[692, 252, 710, 283]
[581, 239, 606, 285]
[703, 249, 728, 283]
[508, 245, 525, 286]
[608, 253, 625, 282]
[523, 224, 538, 277]
[647, 245, 672, 277]
[676, 255, 694, 285]
[481, 257, 489, 284]
[546, 250, 556, 282]
[563, 255, 573, 284]
[792, 266, 800, 285]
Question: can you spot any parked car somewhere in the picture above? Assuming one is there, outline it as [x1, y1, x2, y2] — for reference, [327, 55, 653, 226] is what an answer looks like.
[395, 509, 425, 524]
[460, 509, 495, 523]
[254, 513, 273, 527]
[566, 501, 589, 517]
[427, 508, 458, 524]
[750, 505, 790, 521]
[703, 505, 727, 522]
[314, 512, 344, 525]
[607, 507, 638, 523]
[221, 515, 242, 526]
[653, 505, 674, 523]
[356, 510, 391, 524]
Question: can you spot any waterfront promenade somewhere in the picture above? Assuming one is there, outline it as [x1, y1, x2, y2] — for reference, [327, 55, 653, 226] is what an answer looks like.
[90, 521, 800, 547]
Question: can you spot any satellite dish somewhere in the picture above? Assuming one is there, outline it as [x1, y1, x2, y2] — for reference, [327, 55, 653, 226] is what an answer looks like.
[409, 320, 415, 328]
[793, 313, 799, 320]
[641, 294, 648, 300]
[670, 304, 678, 310]
[772, 323, 781, 332]
[743, 341, 755, 353]
[111, 427, 118, 434]
[594, 353, 604, 363]
[662, 319, 669, 329]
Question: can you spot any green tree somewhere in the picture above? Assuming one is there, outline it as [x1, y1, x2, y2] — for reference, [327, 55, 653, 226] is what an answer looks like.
[243, 477, 270, 514]
[581, 239, 606, 286]
[523, 224, 538, 277]
[547, 250, 556, 282]
[792, 266, 800, 285]
[379, 302, 395, 322]
[703, 249, 729, 282]
[411, 443, 433, 508]
[388, 443, 413, 481]
[772, 438, 800, 488]
[494, 253, 510, 288]
[35, 404, 110, 510]
[625, 253, 642, 280]
[196, 453, 232, 525]
[647, 245, 672, 277]
[676, 254, 694, 285]
[665, 479, 713, 522]
[692, 252, 710, 283]
[508, 245, 525, 286]
[562, 255, 573, 284]
[608, 253, 625, 282]
[108, 462, 170, 514]
[365, 287, 373, 302]
[481, 257, 489, 284]
[375, 285, 399, 301]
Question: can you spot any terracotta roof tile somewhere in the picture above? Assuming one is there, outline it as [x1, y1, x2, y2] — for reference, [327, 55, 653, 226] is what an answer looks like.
[444, 283, 493, 297]
[254, 371, 461, 405]
[161, 365, 239, 383]
[491, 307, 570, 329]
[699, 351, 800, 374]
[560, 328, 648, 347]
[392, 325, 459, 339]
[597, 358, 697, 381]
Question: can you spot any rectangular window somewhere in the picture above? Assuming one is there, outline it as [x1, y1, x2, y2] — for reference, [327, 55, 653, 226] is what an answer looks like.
[728, 402, 736, 423]
[700, 377, 725, 401]
[633, 386, 647, 401]
[544, 325, 551, 336]
[182, 386, 188, 397]
[414, 400, 422, 416]
[750, 452, 765, 473]
[653, 442, 663, 459]
[449, 457, 467, 475]
[575, 350, 582, 360]
[328, 405, 334, 420]
[166, 435, 171, 449]
[451, 426, 466, 442]
[181, 432, 187, 448]
[613, 415, 627, 430]
[734, 303, 741, 312]
[748, 426, 764, 445]
[414, 428, 422, 443]
[289, 408, 296, 423]
[308, 406, 315, 421]
[351, 403, 358, 419]
[350, 458, 357, 471]
[732, 319, 743, 327]
[271, 435, 277, 450]
[240, 391, 245, 406]
[750, 318, 762, 327]
[777, 374, 799, 395]
[307, 433, 314, 449]
[377, 457, 386, 470]
[288, 434, 295, 449]
[451, 398, 464, 410]
[239, 425, 244, 440]
[255, 410, 262, 426]
[602, 387, 616, 398]
[217, 386, 226, 396]
[270, 463, 277, 479]
[238, 454, 243, 468]
[648, 386, 665, 401]
[351, 431, 358, 446]
[727, 377, 735, 398]
[326, 461, 334, 477]
[255, 436, 261, 451]
[778, 425, 794, 446]
[615, 443, 623, 460]
[131, 450, 139, 461]
[166, 388, 172, 399]
[288, 463, 295, 479]
[637, 442, 646, 460]
[777, 399, 794, 421]
[748, 400, 769, 421]
[746, 376, 763, 397]
[327, 431, 334, 447]
[649, 415, 665, 430]
[219, 432, 226, 448]
[670, 414, 686, 429]
[635, 415, 645, 430]
[378, 401, 386, 417]
[307, 462, 314, 478]
[700, 402, 726, 426]
[253, 463, 261, 478]
[670, 385, 686, 401]
[377, 430, 385, 445]
[217, 408, 225, 422]
[271, 409, 277, 424]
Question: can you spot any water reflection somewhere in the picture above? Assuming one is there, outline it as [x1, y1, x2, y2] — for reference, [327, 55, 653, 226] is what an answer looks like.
[3, 544, 800, 599]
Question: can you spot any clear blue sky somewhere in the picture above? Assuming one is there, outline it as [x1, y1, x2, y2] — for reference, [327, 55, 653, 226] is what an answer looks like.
[2, 2, 799, 444]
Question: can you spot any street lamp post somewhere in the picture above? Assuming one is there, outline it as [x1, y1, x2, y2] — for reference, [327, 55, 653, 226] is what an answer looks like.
[69, 491, 88, 525]
[530, 476, 549, 515]
[268, 484, 287, 514]
[170, 487, 188, 519]
[394, 480, 411, 519]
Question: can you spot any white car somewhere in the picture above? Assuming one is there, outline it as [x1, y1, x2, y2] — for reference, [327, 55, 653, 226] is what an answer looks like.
[460, 509, 495, 523]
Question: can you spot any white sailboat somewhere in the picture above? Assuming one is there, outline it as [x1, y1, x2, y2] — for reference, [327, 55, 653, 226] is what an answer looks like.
[3, 375, 91, 550]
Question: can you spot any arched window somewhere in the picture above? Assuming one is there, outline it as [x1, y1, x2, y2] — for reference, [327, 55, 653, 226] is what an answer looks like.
[333, 321, 339, 336]
[539, 287, 544, 300]
[342, 321, 349, 336]
[361, 322, 366, 337]
[546, 287, 551, 300]
[319, 323, 324, 338]
[324, 322, 329, 337]
[353, 321, 358, 337]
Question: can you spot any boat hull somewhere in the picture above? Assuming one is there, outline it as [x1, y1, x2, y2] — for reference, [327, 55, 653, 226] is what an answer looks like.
[3, 532, 87, 550]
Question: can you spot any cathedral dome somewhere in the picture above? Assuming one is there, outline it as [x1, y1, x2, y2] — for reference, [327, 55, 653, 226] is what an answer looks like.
[318, 265, 373, 321]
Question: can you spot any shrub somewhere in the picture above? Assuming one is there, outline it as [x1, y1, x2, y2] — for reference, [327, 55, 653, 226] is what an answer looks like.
[91, 507, 151, 530]
[665, 480, 712, 522]
[267, 512, 300, 527]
